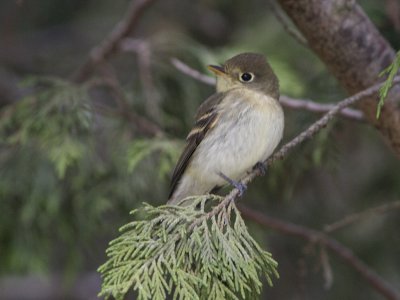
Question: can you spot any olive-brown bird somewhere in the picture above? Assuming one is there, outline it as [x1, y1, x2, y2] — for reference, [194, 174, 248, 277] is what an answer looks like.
[168, 53, 284, 204]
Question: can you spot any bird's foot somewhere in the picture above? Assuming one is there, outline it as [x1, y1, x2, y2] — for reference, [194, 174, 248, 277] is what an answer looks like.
[253, 162, 267, 175]
[218, 172, 247, 196]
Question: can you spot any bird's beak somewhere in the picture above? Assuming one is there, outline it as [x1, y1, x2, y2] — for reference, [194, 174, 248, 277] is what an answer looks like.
[207, 65, 226, 76]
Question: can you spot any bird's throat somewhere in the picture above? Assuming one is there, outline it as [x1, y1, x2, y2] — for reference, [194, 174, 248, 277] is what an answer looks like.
[216, 76, 234, 92]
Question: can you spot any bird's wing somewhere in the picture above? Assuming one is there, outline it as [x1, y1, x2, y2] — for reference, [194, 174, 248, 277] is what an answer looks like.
[169, 92, 225, 199]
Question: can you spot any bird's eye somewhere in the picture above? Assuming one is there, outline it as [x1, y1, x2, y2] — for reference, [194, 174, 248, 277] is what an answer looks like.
[240, 72, 253, 82]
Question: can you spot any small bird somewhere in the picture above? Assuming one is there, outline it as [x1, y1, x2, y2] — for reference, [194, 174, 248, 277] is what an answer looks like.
[168, 53, 284, 204]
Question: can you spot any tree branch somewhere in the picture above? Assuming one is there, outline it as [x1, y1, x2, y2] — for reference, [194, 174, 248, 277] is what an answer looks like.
[324, 200, 400, 233]
[72, 0, 158, 82]
[238, 204, 400, 300]
[170, 58, 216, 86]
[170, 57, 365, 121]
[280, 95, 364, 121]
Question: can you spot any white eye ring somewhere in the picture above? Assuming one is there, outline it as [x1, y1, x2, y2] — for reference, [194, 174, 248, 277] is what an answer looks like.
[239, 72, 254, 82]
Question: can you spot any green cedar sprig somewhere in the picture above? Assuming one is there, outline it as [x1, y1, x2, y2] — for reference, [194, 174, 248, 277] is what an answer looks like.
[98, 195, 278, 300]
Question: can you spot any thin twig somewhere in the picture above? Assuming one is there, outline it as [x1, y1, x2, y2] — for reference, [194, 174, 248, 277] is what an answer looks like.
[189, 195, 231, 230]
[280, 95, 364, 121]
[72, 0, 158, 82]
[324, 200, 400, 233]
[267, 0, 308, 46]
[319, 246, 333, 289]
[170, 58, 216, 86]
[238, 204, 400, 300]
[171, 57, 365, 121]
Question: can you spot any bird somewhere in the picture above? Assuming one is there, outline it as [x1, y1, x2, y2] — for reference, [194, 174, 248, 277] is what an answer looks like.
[168, 52, 284, 204]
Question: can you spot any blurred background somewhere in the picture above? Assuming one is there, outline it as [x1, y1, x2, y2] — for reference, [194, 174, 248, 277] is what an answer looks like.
[0, 0, 399, 299]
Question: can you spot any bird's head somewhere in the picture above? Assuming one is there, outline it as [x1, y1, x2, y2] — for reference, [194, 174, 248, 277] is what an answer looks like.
[208, 52, 279, 99]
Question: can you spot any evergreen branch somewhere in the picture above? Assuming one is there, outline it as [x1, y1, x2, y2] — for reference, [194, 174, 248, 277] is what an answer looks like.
[170, 57, 365, 121]
[98, 196, 278, 300]
[238, 205, 400, 300]
[0, 77, 92, 178]
[377, 50, 400, 118]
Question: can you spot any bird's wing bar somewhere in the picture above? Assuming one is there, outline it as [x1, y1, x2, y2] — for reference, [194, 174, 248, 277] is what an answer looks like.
[168, 93, 224, 199]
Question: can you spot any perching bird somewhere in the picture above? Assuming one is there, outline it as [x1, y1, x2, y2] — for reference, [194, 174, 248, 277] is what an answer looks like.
[168, 53, 284, 204]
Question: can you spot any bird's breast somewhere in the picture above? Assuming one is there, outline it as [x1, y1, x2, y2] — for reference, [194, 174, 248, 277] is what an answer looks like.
[190, 89, 284, 184]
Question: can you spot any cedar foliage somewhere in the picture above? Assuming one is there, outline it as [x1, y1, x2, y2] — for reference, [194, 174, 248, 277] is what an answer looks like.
[98, 196, 278, 300]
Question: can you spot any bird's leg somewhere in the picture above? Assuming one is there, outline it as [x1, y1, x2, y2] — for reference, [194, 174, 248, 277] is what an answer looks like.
[217, 172, 247, 196]
[253, 162, 267, 176]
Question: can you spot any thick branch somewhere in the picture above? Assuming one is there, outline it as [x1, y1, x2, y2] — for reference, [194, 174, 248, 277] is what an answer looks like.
[72, 0, 158, 82]
[238, 205, 400, 300]
[276, 0, 400, 157]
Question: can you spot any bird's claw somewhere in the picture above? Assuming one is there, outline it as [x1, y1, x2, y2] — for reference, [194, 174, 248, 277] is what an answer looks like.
[218, 172, 247, 196]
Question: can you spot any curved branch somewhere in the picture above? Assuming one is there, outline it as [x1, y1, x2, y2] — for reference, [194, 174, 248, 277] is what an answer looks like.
[72, 0, 158, 82]
[280, 95, 364, 121]
[238, 204, 400, 300]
